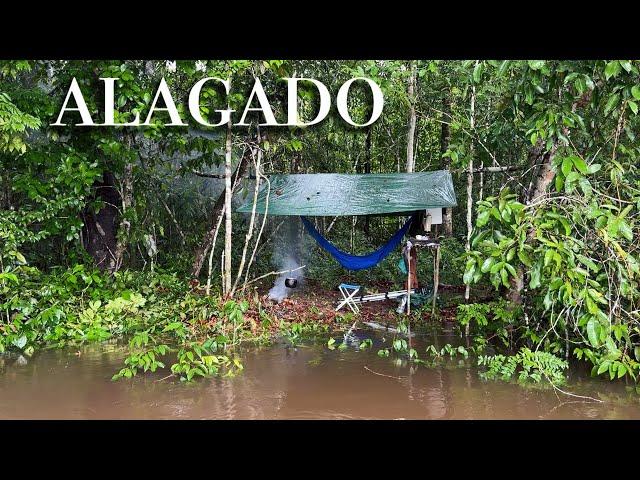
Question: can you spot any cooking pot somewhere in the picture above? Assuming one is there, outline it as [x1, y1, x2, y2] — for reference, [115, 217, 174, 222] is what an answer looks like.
[285, 277, 298, 288]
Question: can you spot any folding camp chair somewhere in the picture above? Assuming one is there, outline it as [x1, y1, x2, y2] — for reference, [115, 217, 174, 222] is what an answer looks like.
[336, 283, 361, 313]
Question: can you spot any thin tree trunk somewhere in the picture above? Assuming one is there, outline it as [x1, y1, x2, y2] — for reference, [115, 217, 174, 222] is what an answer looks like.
[231, 130, 263, 297]
[191, 150, 249, 278]
[114, 136, 134, 272]
[479, 160, 484, 201]
[464, 72, 476, 307]
[242, 168, 271, 292]
[405, 61, 417, 173]
[403, 63, 419, 308]
[463, 70, 477, 338]
[222, 120, 233, 296]
[364, 125, 372, 235]
[205, 211, 225, 296]
[440, 91, 453, 235]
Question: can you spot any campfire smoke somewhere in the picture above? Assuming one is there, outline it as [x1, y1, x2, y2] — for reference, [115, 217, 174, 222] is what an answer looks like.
[268, 255, 304, 303]
[268, 220, 305, 303]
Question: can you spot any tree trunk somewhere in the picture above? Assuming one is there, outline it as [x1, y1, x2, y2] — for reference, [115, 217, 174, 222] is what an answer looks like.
[440, 91, 453, 235]
[113, 158, 133, 272]
[82, 171, 119, 271]
[364, 125, 372, 235]
[191, 151, 250, 279]
[464, 74, 476, 306]
[405, 61, 417, 173]
[230, 130, 263, 297]
[527, 145, 560, 204]
[508, 91, 591, 304]
[222, 120, 233, 296]
[508, 143, 559, 304]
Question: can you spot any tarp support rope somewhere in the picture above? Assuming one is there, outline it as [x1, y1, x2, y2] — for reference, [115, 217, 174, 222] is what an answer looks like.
[300, 214, 416, 271]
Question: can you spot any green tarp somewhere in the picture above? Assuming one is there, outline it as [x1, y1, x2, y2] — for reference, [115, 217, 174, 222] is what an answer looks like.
[236, 170, 457, 216]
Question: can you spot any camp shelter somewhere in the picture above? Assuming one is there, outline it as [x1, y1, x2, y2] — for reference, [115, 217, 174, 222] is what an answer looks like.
[236, 170, 457, 216]
[237, 170, 458, 314]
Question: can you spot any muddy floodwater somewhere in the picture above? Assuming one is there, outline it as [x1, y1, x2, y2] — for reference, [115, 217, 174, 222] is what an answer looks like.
[1, 330, 640, 419]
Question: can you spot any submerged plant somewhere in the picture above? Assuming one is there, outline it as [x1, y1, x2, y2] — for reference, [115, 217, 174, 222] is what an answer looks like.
[478, 347, 568, 385]
[112, 331, 168, 380]
[170, 340, 242, 382]
[425, 343, 470, 360]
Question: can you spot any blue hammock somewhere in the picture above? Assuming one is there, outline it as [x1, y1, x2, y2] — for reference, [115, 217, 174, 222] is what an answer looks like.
[300, 215, 415, 271]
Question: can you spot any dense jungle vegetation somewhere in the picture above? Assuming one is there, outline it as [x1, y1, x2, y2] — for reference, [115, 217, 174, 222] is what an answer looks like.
[1, 59, 639, 387]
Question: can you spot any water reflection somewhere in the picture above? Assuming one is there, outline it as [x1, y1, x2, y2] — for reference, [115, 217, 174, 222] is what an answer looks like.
[0, 334, 639, 419]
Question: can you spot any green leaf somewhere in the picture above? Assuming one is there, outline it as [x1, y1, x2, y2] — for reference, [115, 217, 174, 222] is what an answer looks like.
[587, 163, 602, 174]
[561, 157, 573, 177]
[596, 360, 610, 376]
[631, 85, 640, 100]
[618, 221, 633, 241]
[490, 261, 504, 274]
[476, 210, 490, 227]
[579, 178, 592, 197]
[544, 249, 555, 268]
[480, 257, 495, 273]
[528, 60, 545, 71]
[571, 156, 588, 175]
[12, 335, 27, 349]
[529, 264, 541, 289]
[504, 263, 517, 276]
[604, 93, 620, 116]
[473, 62, 483, 83]
[565, 171, 581, 185]
[518, 250, 532, 267]
[463, 264, 476, 285]
[605, 61, 621, 80]
[576, 254, 598, 271]
[500, 268, 509, 287]
[586, 318, 599, 348]
[619, 60, 632, 72]
[629, 100, 639, 115]
[497, 60, 510, 77]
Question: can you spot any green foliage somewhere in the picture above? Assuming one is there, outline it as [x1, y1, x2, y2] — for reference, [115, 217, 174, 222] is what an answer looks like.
[281, 322, 303, 346]
[456, 300, 521, 347]
[281, 320, 329, 348]
[112, 331, 168, 380]
[170, 341, 242, 382]
[478, 347, 568, 385]
[465, 166, 639, 382]
[425, 343, 470, 359]
[0, 92, 41, 154]
[0, 265, 290, 381]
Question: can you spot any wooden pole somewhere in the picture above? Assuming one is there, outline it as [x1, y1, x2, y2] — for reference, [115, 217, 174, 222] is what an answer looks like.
[432, 246, 440, 315]
[406, 245, 411, 315]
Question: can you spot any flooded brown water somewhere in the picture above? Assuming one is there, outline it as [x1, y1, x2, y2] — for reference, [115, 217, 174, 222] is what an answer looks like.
[1, 331, 639, 419]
